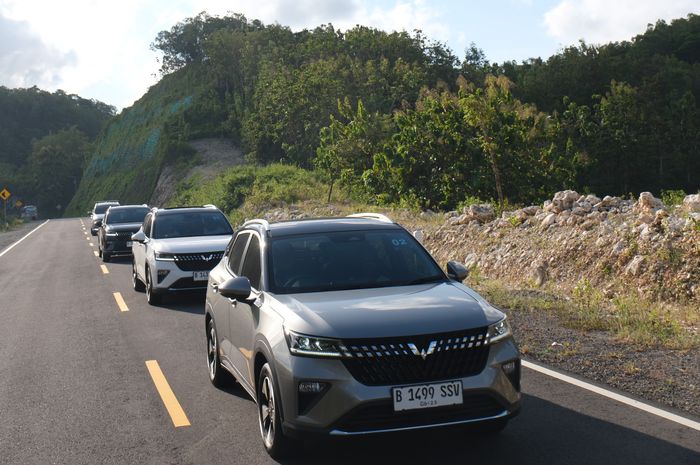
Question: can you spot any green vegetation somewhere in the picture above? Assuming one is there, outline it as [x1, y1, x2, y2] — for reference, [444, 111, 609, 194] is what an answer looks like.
[170, 164, 333, 225]
[71, 12, 699, 215]
[476, 279, 699, 349]
[0, 87, 114, 217]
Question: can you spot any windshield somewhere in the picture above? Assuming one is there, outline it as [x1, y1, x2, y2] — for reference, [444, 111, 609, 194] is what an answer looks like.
[95, 203, 117, 214]
[152, 211, 233, 239]
[105, 207, 149, 224]
[268, 229, 445, 294]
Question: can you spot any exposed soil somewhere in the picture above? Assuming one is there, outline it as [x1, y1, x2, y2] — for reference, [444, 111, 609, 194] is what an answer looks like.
[506, 306, 700, 418]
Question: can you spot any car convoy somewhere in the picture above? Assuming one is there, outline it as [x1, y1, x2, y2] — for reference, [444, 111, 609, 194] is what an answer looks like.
[89, 201, 521, 459]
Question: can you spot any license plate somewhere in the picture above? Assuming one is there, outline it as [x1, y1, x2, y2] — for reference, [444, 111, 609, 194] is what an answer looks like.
[392, 380, 463, 411]
[126, 241, 132, 247]
[193, 271, 209, 281]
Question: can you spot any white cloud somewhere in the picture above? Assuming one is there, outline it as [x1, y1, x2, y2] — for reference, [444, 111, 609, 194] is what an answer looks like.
[0, 0, 451, 109]
[544, 0, 699, 45]
[0, 13, 76, 88]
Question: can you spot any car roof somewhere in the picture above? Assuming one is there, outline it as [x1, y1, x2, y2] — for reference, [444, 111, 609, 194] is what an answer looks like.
[154, 206, 221, 216]
[106, 205, 149, 211]
[261, 218, 402, 238]
[94, 201, 120, 206]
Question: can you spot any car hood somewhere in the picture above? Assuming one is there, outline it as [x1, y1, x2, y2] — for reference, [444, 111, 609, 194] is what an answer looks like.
[92, 214, 105, 222]
[106, 222, 143, 233]
[270, 282, 504, 339]
[151, 235, 231, 254]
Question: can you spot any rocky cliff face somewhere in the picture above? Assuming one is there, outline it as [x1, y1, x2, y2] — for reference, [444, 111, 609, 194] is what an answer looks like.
[423, 192, 700, 303]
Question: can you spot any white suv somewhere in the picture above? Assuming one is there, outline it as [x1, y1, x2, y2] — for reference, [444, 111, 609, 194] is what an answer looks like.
[131, 205, 233, 305]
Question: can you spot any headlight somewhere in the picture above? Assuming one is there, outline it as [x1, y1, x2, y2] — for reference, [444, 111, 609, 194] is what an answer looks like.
[286, 329, 345, 358]
[487, 317, 512, 344]
[155, 252, 175, 261]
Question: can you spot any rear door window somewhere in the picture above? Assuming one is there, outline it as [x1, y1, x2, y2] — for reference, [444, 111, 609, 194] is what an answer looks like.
[228, 232, 250, 275]
[240, 235, 261, 290]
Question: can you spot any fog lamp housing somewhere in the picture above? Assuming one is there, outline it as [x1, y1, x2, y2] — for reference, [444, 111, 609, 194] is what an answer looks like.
[157, 269, 170, 283]
[298, 381, 329, 415]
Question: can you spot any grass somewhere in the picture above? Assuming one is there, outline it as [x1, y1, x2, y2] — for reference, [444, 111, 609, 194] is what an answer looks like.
[472, 278, 699, 350]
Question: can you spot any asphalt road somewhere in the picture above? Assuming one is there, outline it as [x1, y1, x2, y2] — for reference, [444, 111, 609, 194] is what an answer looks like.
[0, 219, 698, 465]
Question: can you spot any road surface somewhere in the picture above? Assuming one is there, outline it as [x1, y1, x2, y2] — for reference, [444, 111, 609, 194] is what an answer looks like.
[0, 219, 698, 464]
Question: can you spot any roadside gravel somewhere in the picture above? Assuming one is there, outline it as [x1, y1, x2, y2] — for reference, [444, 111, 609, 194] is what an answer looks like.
[506, 307, 700, 418]
[0, 221, 45, 254]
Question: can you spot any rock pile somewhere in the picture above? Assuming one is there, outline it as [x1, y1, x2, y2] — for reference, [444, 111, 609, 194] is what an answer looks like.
[424, 190, 700, 303]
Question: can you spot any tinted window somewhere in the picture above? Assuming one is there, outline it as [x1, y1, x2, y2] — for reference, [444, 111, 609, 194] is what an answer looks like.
[228, 233, 250, 275]
[152, 211, 233, 239]
[105, 207, 149, 224]
[94, 203, 118, 214]
[142, 214, 153, 238]
[240, 235, 261, 290]
[268, 230, 444, 294]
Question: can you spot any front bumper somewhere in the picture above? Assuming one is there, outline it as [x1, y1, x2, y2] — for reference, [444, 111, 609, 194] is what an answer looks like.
[103, 238, 135, 256]
[274, 338, 521, 437]
[150, 259, 216, 292]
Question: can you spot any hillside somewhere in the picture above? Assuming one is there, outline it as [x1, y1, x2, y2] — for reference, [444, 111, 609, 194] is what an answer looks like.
[68, 12, 699, 214]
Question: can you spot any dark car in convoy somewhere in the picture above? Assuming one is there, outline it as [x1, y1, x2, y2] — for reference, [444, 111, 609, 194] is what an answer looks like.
[97, 205, 150, 262]
[90, 200, 120, 235]
[204, 213, 521, 459]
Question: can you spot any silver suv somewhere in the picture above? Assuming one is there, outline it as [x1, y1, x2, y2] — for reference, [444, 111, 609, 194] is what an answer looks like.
[90, 200, 120, 235]
[131, 205, 233, 305]
[204, 214, 521, 458]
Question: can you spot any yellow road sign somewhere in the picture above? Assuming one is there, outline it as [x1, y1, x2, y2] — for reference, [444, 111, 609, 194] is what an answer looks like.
[15, 200, 23, 208]
[0, 188, 10, 201]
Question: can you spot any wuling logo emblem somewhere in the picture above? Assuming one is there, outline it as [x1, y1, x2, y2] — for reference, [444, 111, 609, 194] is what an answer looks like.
[407, 341, 437, 360]
[201, 254, 214, 261]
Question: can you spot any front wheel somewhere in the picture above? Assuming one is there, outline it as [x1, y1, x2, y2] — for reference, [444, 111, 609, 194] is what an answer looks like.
[257, 363, 297, 459]
[145, 266, 162, 305]
[206, 319, 228, 388]
[132, 260, 145, 292]
[102, 251, 111, 262]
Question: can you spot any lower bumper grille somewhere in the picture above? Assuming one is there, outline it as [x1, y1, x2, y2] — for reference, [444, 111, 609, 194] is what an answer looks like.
[333, 394, 505, 433]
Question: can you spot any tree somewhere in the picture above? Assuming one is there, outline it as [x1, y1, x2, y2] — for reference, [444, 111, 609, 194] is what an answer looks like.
[27, 128, 91, 217]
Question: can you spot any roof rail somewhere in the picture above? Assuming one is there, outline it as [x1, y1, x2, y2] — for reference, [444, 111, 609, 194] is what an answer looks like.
[347, 212, 393, 223]
[203, 204, 217, 209]
[242, 218, 270, 230]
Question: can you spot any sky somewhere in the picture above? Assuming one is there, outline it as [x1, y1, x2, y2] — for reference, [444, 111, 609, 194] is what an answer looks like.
[1, 0, 698, 111]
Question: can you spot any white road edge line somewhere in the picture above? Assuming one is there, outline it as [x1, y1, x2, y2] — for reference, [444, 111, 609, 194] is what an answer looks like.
[0, 220, 50, 258]
[522, 359, 700, 432]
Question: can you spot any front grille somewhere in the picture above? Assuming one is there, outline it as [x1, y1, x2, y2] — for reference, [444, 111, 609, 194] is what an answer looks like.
[173, 252, 223, 271]
[340, 327, 490, 386]
[333, 394, 504, 433]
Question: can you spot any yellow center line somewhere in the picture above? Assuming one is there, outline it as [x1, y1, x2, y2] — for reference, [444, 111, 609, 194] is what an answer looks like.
[85, 236, 90, 241]
[113, 292, 128, 312]
[100, 264, 109, 274]
[93, 250, 99, 257]
[145, 360, 191, 428]
[89, 243, 95, 247]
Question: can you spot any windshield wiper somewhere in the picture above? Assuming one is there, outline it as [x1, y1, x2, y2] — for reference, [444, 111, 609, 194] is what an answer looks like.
[404, 275, 446, 286]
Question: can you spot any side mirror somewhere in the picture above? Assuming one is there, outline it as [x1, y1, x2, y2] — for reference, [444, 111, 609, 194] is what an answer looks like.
[446, 260, 469, 282]
[131, 230, 146, 243]
[217, 276, 252, 301]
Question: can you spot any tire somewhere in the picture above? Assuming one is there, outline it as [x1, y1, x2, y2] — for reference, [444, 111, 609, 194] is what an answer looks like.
[257, 363, 298, 459]
[102, 251, 111, 262]
[97, 244, 102, 258]
[206, 319, 228, 388]
[132, 259, 145, 292]
[145, 266, 162, 305]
